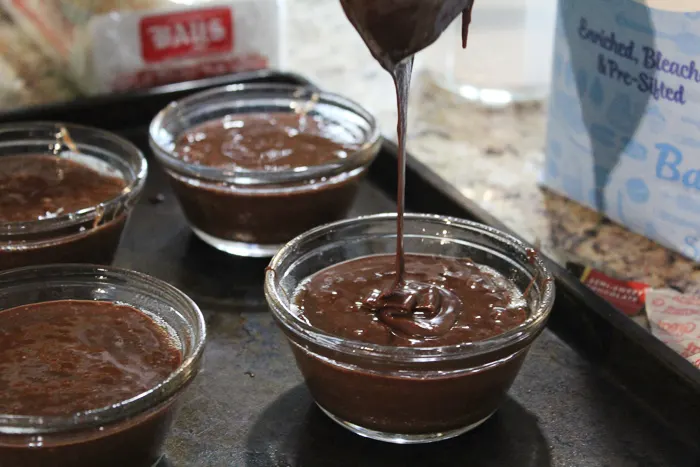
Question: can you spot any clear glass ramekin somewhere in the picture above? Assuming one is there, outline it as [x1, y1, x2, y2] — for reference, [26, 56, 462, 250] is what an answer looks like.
[149, 83, 382, 258]
[265, 213, 555, 444]
[0, 122, 147, 271]
[0, 264, 206, 467]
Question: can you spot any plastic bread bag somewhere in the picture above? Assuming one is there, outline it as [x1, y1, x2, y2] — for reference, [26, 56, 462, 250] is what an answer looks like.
[1, 0, 284, 94]
[0, 18, 77, 110]
[0, 56, 30, 110]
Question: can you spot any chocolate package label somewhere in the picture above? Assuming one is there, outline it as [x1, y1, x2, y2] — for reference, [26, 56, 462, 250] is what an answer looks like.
[544, 0, 700, 261]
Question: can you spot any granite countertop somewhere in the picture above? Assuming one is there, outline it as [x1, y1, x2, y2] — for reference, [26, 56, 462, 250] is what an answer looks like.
[285, 0, 700, 296]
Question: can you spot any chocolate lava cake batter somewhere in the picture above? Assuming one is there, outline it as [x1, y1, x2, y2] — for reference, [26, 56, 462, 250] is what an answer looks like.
[0, 300, 182, 467]
[0, 155, 128, 270]
[170, 112, 365, 246]
[294, 254, 528, 347]
[174, 113, 359, 170]
[290, 253, 530, 434]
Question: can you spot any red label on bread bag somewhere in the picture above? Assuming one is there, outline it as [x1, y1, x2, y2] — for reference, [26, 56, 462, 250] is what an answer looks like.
[139, 8, 234, 63]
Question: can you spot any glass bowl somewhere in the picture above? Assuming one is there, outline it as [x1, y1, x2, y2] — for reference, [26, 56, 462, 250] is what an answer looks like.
[149, 83, 382, 258]
[0, 264, 206, 467]
[265, 213, 555, 444]
[0, 122, 147, 271]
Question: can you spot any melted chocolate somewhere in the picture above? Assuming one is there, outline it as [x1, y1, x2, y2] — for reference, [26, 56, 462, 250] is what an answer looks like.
[294, 254, 527, 347]
[0, 155, 126, 223]
[0, 300, 181, 416]
[0, 300, 183, 467]
[168, 113, 367, 247]
[462, 5, 474, 48]
[340, 0, 476, 70]
[174, 112, 361, 170]
[339, 0, 476, 311]
[0, 155, 131, 271]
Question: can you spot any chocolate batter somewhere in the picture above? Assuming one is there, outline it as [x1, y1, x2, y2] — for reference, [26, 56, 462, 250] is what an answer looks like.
[0, 300, 182, 467]
[0, 155, 125, 223]
[174, 112, 361, 170]
[0, 300, 181, 415]
[169, 112, 367, 247]
[291, 255, 532, 435]
[294, 254, 527, 346]
[0, 155, 129, 271]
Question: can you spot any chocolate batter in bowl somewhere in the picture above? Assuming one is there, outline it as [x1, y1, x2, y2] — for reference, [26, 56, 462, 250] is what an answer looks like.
[149, 84, 382, 257]
[0, 264, 206, 467]
[265, 213, 555, 444]
[0, 123, 147, 271]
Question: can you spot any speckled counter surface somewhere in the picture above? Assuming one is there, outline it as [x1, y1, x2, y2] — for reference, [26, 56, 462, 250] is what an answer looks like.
[285, 0, 700, 295]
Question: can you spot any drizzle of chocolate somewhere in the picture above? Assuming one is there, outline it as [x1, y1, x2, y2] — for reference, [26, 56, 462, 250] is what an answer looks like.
[294, 254, 528, 345]
[337, 0, 478, 339]
[391, 58, 413, 287]
[462, 4, 475, 49]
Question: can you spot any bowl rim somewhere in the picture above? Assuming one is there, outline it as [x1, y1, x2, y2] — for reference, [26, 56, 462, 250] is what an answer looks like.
[148, 82, 382, 186]
[0, 264, 206, 435]
[0, 122, 147, 237]
[265, 213, 556, 363]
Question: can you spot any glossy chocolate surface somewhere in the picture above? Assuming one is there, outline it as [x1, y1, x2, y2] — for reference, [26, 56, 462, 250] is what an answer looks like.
[0, 155, 125, 223]
[294, 254, 528, 347]
[169, 113, 366, 246]
[0, 155, 129, 271]
[0, 300, 182, 467]
[174, 112, 360, 170]
[339, 0, 475, 69]
[0, 300, 181, 416]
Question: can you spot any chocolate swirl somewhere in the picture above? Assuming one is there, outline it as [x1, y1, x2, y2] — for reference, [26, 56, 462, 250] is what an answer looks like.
[362, 282, 461, 338]
[294, 254, 528, 347]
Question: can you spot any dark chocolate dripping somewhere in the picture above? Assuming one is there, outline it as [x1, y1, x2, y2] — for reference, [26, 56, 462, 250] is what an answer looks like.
[392, 58, 413, 285]
[462, 4, 474, 49]
[340, 0, 477, 338]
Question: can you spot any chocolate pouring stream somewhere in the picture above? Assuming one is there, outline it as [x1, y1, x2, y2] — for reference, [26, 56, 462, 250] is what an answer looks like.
[338, 0, 475, 320]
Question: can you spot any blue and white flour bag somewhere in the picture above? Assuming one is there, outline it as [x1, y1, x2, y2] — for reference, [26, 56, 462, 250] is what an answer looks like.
[544, 0, 700, 260]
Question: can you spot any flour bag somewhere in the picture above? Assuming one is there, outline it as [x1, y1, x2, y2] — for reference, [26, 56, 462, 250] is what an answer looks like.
[544, 0, 700, 261]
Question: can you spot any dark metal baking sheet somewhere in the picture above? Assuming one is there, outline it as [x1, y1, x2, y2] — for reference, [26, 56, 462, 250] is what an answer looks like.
[2, 70, 697, 465]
